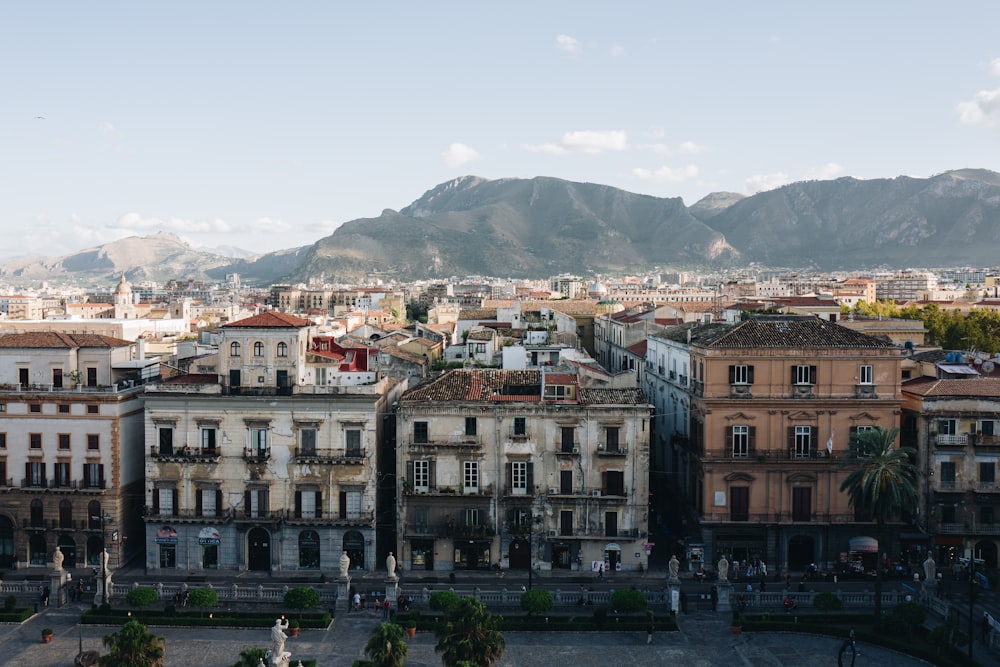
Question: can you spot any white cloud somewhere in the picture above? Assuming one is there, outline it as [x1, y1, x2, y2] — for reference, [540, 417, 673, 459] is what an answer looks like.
[803, 162, 844, 180]
[524, 130, 627, 156]
[677, 141, 707, 155]
[632, 165, 699, 182]
[441, 143, 482, 167]
[555, 34, 580, 53]
[641, 143, 672, 156]
[992, 58, 1000, 77]
[98, 121, 116, 136]
[744, 172, 791, 194]
[250, 217, 291, 233]
[113, 212, 234, 234]
[609, 44, 624, 57]
[308, 220, 345, 237]
[958, 88, 1000, 127]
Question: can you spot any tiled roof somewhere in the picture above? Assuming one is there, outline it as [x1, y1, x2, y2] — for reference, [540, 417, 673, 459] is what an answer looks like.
[627, 340, 648, 356]
[402, 369, 647, 406]
[223, 312, 312, 328]
[162, 373, 218, 384]
[458, 309, 497, 320]
[0, 332, 134, 349]
[902, 377, 1000, 398]
[685, 316, 896, 349]
[467, 330, 495, 341]
[578, 387, 648, 405]
[546, 301, 598, 316]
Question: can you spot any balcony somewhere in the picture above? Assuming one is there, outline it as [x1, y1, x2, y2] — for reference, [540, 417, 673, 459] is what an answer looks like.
[936, 522, 1000, 535]
[405, 518, 494, 539]
[976, 482, 1000, 493]
[729, 384, 753, 399]
[791, 384, 815, 399]
[150, 446, 221, 463]
[971, 434, 1000, 448]
[0, 477, 12, 489]
[555, 445, 580, 457]
[408, 435, 482, 451]
[855, 384, 877, 399]
[233, 509, 284, 524]
[935, 434, 968, 447]
[700, 511, 858, 524]
[292, 447, 365, 465]
[691, 380, 703, 397]
[143, 508, 233, 523]
[20, 478, 48, 490]
[286, 509, 374, 527]
[705, 447, 837, 462]
[243, 450, 270, 464]
[934, 480, 961, 492]
[596, 445, 628, 456]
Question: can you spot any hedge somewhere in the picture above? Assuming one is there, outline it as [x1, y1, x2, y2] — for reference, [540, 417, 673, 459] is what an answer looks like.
[81, 608, 332, 629]
[391, 611, 677, 633]
[0, 608, 34, 622]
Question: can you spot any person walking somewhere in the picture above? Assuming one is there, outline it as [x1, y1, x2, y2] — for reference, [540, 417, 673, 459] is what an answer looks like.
[383, 598, 391, 620]
[41, 586, 50, 607]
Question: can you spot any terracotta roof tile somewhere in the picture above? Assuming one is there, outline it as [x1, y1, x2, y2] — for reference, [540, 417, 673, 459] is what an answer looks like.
[672, 316, 896, 349]
[902, 377, 1000, 398]
[223, 312, 312, 328]
[0, 332, 133, 349]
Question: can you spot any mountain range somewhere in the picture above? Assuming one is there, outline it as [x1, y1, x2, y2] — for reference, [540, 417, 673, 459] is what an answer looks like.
[4, 169, 1000, 286]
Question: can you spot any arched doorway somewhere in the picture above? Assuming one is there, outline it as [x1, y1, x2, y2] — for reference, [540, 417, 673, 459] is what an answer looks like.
[974, 540, 998, 569]
[787, 535, 814, 571]
[343, 530, 365, 570]
[30, 499, 43, 528]
[87, 536, 104, 567]
[57, 535, 77, 568]
[298, 530, 320, 569]
[0, 517, 12, 569]
[508, 538, 530, 569]
[59, 500, 73, 529]
[29, 534, 47, 566]
[247, 527, 271, 571]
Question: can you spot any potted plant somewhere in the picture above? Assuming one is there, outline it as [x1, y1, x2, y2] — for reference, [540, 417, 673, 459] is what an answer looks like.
[41, 628, 53, 643]
[404, 621, 416, 637]
[287, 619, 300, 637]
[731, 615, 743, 635]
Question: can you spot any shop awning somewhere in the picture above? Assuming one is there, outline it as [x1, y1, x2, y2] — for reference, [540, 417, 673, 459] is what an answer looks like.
[935, 535, 964, 546]
[849, 536, 879, 553]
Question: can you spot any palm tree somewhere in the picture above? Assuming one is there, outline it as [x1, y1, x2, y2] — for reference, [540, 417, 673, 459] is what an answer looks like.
[839, 426, 918, 621]
[99, 620, 165, 667]
[434, 596, 505, 667]
[364, 622, 408, 667]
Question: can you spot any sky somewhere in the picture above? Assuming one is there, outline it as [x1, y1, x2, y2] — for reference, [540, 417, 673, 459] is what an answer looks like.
[2, 2, 1000, 260]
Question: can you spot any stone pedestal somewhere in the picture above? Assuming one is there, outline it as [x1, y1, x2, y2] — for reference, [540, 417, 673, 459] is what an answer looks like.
[96, 572, 113, 606]
[384, 578, 399, 608]
[335, 576, 351, 614]
[667, 583, 681, 614]
[48, 569, 67, 608]
[715, 583, 732, 614]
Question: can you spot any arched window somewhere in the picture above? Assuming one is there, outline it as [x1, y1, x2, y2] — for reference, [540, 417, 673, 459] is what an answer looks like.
[253, 342, 264, 357]
[29, 534, 46, 566]
[277, 342, 288, 358]
[59, 499, 73, 529]
[30, 499, 43, 528]
[230, 341, 241, 357]
[299, 530, 320, 568]
[88, 501, 101, 530]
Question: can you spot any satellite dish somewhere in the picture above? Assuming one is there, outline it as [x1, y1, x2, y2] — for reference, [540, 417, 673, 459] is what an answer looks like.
[983, 361, 995, 374]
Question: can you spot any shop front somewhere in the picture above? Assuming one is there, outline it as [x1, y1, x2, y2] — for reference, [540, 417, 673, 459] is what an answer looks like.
[408, 539, 434, 570]
[847, 536, 879, 575]
[454, 540, 491, 570]
[198, 527, 221, 569]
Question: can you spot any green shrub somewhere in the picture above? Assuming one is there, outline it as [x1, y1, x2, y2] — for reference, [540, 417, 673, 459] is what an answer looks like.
[891, 601, 926, 632]
[609, 589, 647, 614]
[126, 587, 160, 609]
[186, 588, 218, 608]
[231, 647, 268, 667]
[284, 587, 320, 616]
[519, 589, 553, 616]
[812, 591, 843, 618]
[428, 590, 461, 614]
[593, 606, 608, 627]
[4, 595, 16, 611]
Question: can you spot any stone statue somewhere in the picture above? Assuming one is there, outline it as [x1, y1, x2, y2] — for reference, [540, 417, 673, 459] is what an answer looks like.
[338, 550, 351, 578]
[386, 552, 398, 581]
[717, 556, 729, 583]
[102, 549, 111, 572]
[668, 554, 680, 581]
[268, 617, 291, 666]
[52, 546, 64, 571]
[923, 554, 936, 582]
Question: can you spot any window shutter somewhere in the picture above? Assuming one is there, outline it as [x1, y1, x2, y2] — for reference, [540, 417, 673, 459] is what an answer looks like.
[339, 491, 347, 519]
[601, 471, 607, 495]
[295, 491, 302, 518]
[811, 426, 818, 446]
[244, 490, 251, 517]
[747, 366, 754, 384]
[24, 462, 30, 481]
[428, 460, 436, 488]
[406, 461, 414, 487]
[728, 365, 736, 383]
[748, 426, 756, 451]
[315, 491, 322, 518]
[506, 463, 513, 491]
[196, 490, 203, 516]
[787, 427, 794, 452]
[809, 365, 817, 384]
[83, 465, 90, 488]
[171, 489, 178, 516]
[152, 488, 159, 513]
[216, 490, 223, 516]
[260, 490, 268, 514]
[98, 464, 104, 488]
[526, 463, 534, 491]
[726, 426, 733, 448]
[790, 366, 797, 384]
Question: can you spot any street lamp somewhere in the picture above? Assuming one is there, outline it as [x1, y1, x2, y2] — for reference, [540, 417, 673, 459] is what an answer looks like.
[91, 512, 112, 606]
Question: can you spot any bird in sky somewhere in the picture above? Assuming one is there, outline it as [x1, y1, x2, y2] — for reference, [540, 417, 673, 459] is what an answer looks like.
[35, 116, 45, 120]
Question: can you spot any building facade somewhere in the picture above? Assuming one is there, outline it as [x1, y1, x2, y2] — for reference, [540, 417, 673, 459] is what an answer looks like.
[396, 369, 651, 574]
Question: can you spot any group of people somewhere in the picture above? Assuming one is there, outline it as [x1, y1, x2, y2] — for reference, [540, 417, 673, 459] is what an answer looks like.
[782, 595, 799, 613]
[172, 590, 190, 607]
[349, 591, 412, 616]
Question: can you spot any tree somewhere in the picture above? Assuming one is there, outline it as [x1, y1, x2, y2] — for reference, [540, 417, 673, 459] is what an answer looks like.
[231, 648, 268, 667]
[812, 591, 843, 619]
[364, 622, 408, 667]
[125, 587, 159, 609]
[186, 588, 218, 609]
[839, 426, 918, 621]
[429, 590, 461, 615]
[519, 589, 553, 616]
[434, 596, 505, 667]
[284, 587, 320, 618]
[99, 620, 165, 667]
[610, 589, 648, 615]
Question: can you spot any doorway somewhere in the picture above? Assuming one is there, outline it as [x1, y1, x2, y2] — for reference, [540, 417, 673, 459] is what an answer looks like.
[508, 538, 530, 569]
[248, 527, 271, 571]
[57, 535, 77, 568]
[787, 535, 814, 571]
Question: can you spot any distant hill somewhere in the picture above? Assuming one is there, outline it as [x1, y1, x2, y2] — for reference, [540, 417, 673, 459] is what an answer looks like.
[5, 169, 1000, 285]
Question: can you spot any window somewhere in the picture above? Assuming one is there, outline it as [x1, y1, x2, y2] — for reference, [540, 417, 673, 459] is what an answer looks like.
[513, 417, 527, 437]
[792, 365, 816, 385]
[465, 417, 477, 437]
[340, 490, 362, 520]
[87, 434, 99, 451]
[30, 499, 43, 527]
[59, 499, 73, 528]
[26, 462, 45, 487]
[30, 404, 41, 413]
[230, 341, 241, 356]
[299, 428, 316, 455]
[58, 404, 69, 414]
[0, 433, 5, 449]
[465, 508, 480, 527]
[981, 506, 995, 526]
[201, 427, 217, 453]
[792, 487, 812, 521]
[511, 461, 528, 495]
[295, 488, 320, 519]
[299, 530, 320, 569]
[244, 487, 269, 518]
[604, 470, 625, 496]
[979, 420, 998, 437]
[253, 341, 264, 357]
[731, 425, 753, 457]
[58, 434, 70, 450]
[463, 461, 479, 492]
[560, 469, 573, 494]
[561, 426, 575, 453]
[859, 364, 874, 385]
[414, 507, 429, 533]
[277, 342, 288, 357]
[413, 421, 428, 444]
[158, 427, 173, 456]
[729, 364, 754, 385]
[30, 433, 41, 449]
[605, 427, 620, 452]
[730, 487, 749, 521]
[346, 430, 362, 456]
[199, 488, 219, 517]
[88, 501, 102, 529]
[87, 405, 98, 415]
[937, 419, 957, 436]
[792, 425, 813, 458]
[559, 510, 574, 536]
[940, 505, 956, 524]
[159, 544, 176, 568]
[940, 461, 956, 487]
[54, 462, 71, 487]
[981, 462, 996, 485]
[413, 460, 430, 492]
[250, 428, 268, 458]
[83, 463, 104, 489]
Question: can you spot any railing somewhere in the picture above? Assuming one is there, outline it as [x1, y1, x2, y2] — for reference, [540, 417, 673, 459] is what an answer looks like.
[972, 434, 1000, 447]
[0, 383, 142, 395]
[729, 384, 753, 399]
[935, 434, 968, 446]
[143, 508, 234, 522]
[935, 521, 1000, 535]
[977, 481, 1000, 492]
[701, 511, 859, 524]
[855, 384, 877, 399]
[596, 445, 628, 456]
[292, 447, 365, 463]
[555, 446, 580, 456]
[704, 447, 837, 461]
[150, 446, 220, 462]
[407, 436, 481, 449]
[243, 451, 270, 463]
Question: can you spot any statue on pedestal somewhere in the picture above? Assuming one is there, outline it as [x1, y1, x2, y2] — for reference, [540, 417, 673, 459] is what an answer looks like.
[717, 556, 729, 583]
[923, 554, 937, 582]
[338, 551, 351, 578]
[386, 552, 398, 581]
[52, 546, 64, 571]
[668, 554, 680, 582]
[267, 617, 291, 667]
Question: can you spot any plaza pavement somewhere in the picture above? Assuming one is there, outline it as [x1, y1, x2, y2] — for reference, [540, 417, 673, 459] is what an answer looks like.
[0, 601, 947, 667]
